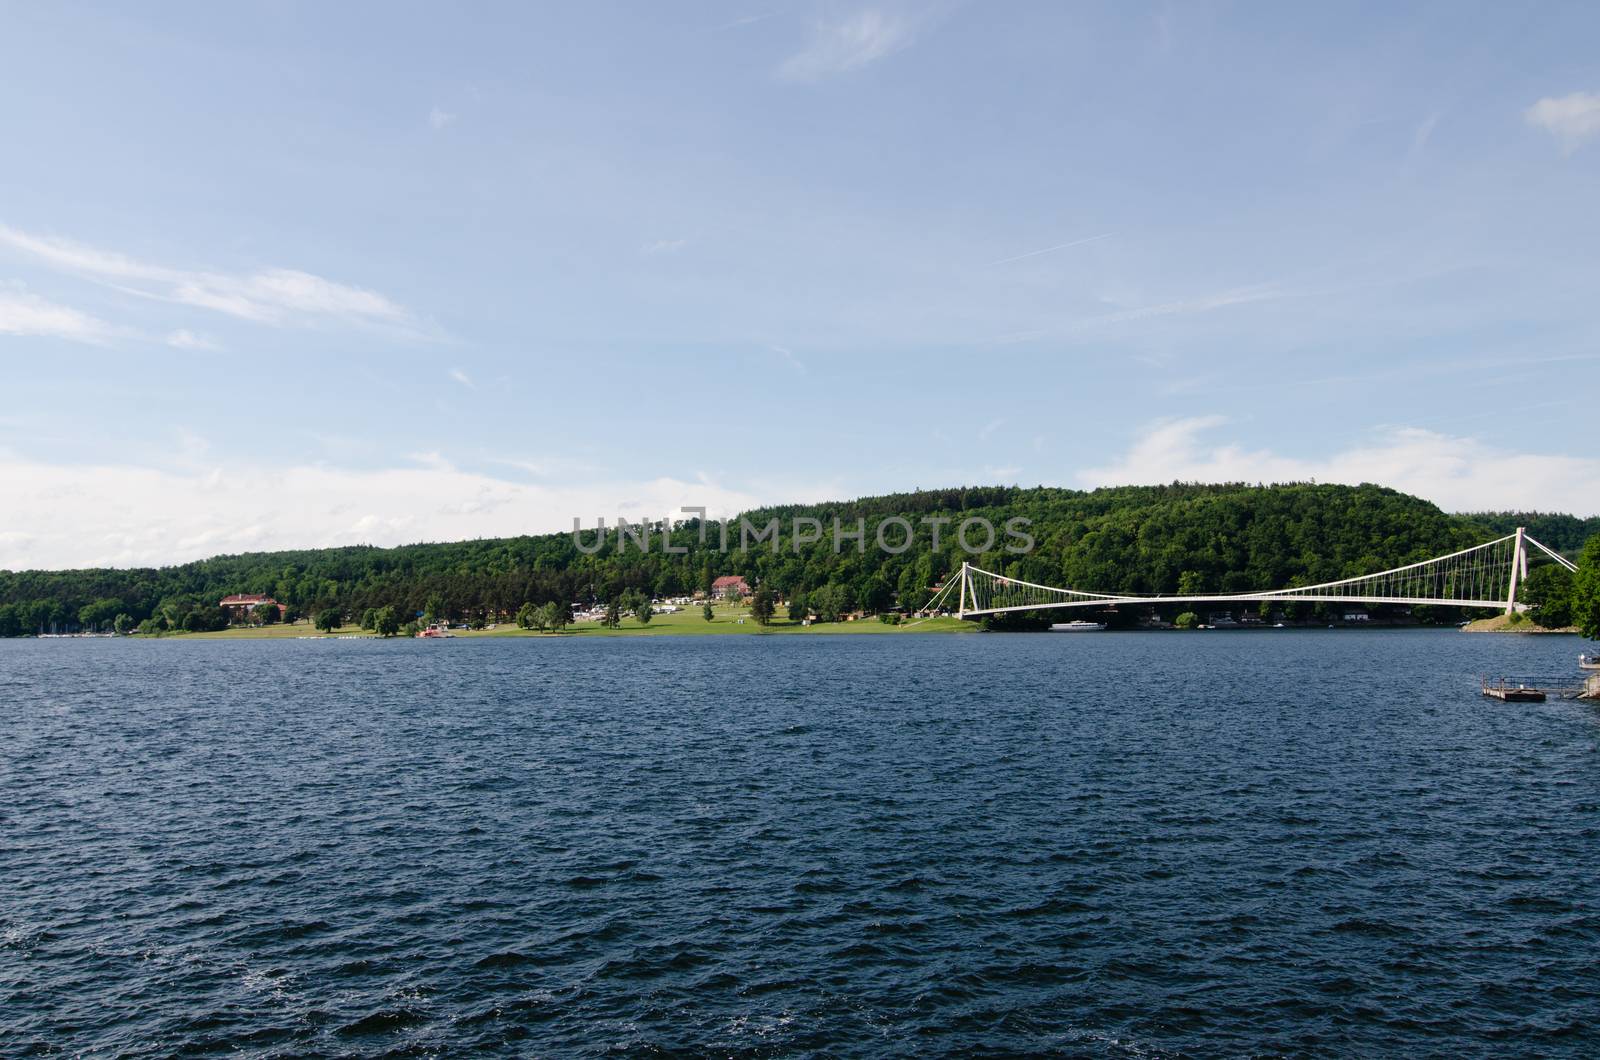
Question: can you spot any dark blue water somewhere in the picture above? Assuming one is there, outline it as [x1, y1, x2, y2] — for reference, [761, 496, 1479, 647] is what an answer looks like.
[3, 631, 1598, 1056]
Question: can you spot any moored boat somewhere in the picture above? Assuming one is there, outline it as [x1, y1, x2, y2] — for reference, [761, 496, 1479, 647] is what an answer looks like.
[1580, 653, 1600, 671]
[416, 623, 455, 639]
[1050, 620, 1107, 632]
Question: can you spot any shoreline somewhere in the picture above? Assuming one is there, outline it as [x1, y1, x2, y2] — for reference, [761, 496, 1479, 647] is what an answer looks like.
[1460, 614, 1580, 634]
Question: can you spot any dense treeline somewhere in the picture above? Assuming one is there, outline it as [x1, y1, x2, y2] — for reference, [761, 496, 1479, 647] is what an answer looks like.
[0, 482, 1593, 636]
[1461, 511, 1600, 554]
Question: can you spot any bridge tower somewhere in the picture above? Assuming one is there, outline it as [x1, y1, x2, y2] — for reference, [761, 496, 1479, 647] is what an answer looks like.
[1505, 526, 1527, 615]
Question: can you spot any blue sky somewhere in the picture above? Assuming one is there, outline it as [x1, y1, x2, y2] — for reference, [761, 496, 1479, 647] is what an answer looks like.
[2, 1, 1598, 568]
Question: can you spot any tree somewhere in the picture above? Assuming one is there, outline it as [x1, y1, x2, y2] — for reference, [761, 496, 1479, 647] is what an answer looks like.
[858, 577, 893, 615]
[788, 593, 807, 622]
[547, 603, 568, 633]
[360, 608, 379, 631]
[1572, 535, 1600, 640]
[425, 593, 447, 625]
[315, 608, 341, 633]
[750, 587, 775, 626]
[375, 606, 401, 637]
[603, 598, 622, 629]
[810, 584, 849, 622]
[1520, 563, 1574, 629]
[535, 601, 560, 632]
[78, 597, 126, 632]
[255, 602, 281, 625]
[516, 602, 540, 630]
[113, 613, 133, 635]
[1175, 611, 1200, 629]
[702, 602, 715, 622]
[182, 606, 227, 633]
[635, 599, 654, 625]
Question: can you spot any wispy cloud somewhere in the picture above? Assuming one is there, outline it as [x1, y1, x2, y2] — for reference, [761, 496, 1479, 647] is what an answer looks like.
[449, 367, 474, 387]
[983, 232, 1112, 267]
[1525, 91, 1600, 153]
[1090, 284, 1283, 325]
[1078, 416, 1600, 516]
[0, 224, 419, 333]
[640, 238, 688, 255]
[0, 290, 117, 344]
[978, 417, 1005, 440]
[705, 11, 780, 32]
[1406, 112, 1439, 168]
[770, 344, 806, 373]
[428, 105, 456, 130]
[988, 282, 1287, 346]
[778, 8, 918, 81]
[166, 328, 220, 351]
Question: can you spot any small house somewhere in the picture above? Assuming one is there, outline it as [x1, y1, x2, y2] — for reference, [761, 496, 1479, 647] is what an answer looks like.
[219, 594, 282, 622]
[710, 575, 750, 599]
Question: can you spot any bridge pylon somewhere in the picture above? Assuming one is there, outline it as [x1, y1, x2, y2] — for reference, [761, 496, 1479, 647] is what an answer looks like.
[1504, 526, 1526, 615]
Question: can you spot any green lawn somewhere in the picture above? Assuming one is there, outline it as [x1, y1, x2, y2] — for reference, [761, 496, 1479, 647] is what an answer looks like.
[174, 601, 974, 639]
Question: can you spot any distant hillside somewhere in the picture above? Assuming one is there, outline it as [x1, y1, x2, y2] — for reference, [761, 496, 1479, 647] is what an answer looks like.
[0, 482, 1585, 635]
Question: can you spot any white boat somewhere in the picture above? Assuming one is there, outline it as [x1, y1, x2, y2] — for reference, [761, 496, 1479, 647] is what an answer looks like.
[1580, 653, 1600, 671]
[1050, 621, 1107, 632]
[416, 623, 455, 639]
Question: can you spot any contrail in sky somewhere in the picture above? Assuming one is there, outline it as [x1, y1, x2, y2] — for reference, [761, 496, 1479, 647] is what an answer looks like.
[983, 232, 1112, 267]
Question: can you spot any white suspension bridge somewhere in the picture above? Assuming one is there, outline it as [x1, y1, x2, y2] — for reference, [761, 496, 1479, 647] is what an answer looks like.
[926, 527, 1578, 620]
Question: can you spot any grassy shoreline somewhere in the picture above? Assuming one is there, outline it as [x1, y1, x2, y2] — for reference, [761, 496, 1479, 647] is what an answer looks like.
[176, 602, 975, 640]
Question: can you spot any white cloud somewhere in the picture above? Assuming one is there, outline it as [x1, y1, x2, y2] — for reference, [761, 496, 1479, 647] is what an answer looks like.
[778, 9, 917, 80]
[449, 367, 474, 387]
[1525, 92, 1600, 153]
[1078, 416, 1600, 516]
[640, 239, 688, 255]
[0, 224, 417, 332]
[406, 451, 456, 473]
[0, 455, 838, 569]
[0, 290, 117, 344]
[428, 105, 456, 130]
[166, 328, 220, 351]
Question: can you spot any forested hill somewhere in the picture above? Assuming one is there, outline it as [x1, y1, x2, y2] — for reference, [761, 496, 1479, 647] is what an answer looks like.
[0, 482, 1582, 634]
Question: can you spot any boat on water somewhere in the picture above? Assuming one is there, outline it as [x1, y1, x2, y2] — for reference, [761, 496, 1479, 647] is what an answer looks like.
[1581, 654, 1600, 671]
[1050, 621, 1107, 632]
[416, 623, 455, 639]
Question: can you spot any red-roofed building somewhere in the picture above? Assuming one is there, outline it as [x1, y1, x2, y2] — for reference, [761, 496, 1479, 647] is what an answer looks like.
[710, 575, 749, 599]
[220, 594, 282, 622]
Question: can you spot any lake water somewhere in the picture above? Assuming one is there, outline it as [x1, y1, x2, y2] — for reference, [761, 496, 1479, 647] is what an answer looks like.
[3, 631, 1598, 1056]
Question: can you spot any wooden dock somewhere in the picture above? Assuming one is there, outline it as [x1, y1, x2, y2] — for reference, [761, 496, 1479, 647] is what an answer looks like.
[1482, 679, 1546, 703]
[1481, 675, 1600, 703]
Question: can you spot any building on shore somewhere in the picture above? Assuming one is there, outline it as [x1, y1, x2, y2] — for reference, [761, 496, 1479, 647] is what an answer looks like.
[219, 593, 283, 622]
[710, 575, 749, 599]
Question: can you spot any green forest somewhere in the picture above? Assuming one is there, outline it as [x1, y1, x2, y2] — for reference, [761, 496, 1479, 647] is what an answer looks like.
[3, 482, 1598, 637]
